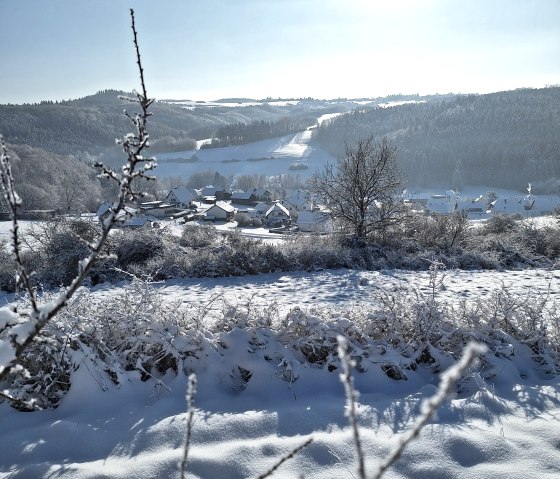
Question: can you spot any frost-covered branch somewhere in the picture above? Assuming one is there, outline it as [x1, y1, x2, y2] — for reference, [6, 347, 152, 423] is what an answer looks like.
[338, 335, 366, 479]
[370, 342, 487, 479]
[0, 9, 154, 388]
[256, 437, 314, 479]
[180, 373, 197, 479]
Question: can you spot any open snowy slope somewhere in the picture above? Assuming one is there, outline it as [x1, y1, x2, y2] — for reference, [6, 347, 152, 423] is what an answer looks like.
[153, 130, 336, 180]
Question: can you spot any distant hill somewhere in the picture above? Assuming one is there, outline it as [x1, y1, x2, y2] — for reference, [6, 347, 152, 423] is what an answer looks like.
[316, 87, 560, 192]
[0, 90, 343, 163]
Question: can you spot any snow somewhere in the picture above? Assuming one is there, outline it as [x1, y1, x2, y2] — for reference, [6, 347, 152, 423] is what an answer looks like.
[1, 268, 559, 478]
[154, 131, 337, 181]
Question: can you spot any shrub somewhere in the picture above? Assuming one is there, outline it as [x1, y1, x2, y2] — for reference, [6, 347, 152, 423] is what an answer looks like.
[234, 212, 252, 227]
[114, 228, 164, 269]
[37, 220, 98, 286]
[180, 223, 219, 249]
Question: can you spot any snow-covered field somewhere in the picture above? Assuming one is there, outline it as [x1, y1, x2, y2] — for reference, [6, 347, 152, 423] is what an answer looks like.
[154, 125, 337, 181]
[1, 268, 559, 478]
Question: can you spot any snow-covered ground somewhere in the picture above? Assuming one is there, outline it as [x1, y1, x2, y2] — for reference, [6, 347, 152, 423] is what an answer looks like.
[1, 268, 559, 478]
[154, 126, 337, 181]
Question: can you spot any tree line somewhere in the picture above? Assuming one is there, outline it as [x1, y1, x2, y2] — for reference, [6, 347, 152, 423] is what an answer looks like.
[0, 90, 325, 160]
[202, 117, 315, 148]
[315, 87, 560, 193]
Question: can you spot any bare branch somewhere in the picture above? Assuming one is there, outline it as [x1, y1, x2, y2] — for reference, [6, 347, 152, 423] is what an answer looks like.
[370, 342, 488, 479]
[256, 437, 314, 479]
[0, 8, 155, 386]
[180, 373, 197, 479]
[338, 335, 366, 479]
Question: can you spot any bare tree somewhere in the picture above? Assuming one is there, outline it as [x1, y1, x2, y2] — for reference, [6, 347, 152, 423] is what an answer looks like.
[310, 136, 405, 241]
[0, 9, 154, 397]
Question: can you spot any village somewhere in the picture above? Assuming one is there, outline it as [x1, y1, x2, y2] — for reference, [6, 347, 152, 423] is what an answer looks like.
[93, 184, 560, 235]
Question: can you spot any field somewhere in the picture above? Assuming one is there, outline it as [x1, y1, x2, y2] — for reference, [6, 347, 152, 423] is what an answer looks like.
[1, 264, 559, 478]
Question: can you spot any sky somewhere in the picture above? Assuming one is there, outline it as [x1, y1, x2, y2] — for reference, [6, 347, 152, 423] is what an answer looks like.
[0, 0, 559, 104]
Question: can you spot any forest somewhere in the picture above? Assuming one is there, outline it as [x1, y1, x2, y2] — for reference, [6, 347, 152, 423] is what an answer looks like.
[315, 87, 560, 193]
[0, 90, 336, 163]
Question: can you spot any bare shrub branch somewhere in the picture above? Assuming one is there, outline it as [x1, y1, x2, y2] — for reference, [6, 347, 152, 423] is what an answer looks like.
[0, 9, 154, 388]
[256, 437, 314, 479]
[180, 373, 197, 479]
[371, 342, 488, 479]
[337, 335, 366, 479]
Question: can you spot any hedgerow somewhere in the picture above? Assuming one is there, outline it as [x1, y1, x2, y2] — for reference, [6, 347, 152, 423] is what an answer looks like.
[2, 267, 558, 410]
[2, 214, 559, 290]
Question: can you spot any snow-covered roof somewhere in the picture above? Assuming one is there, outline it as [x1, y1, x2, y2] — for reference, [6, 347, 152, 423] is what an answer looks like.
[266, 202, 290, 217]
[283, 196, 311, 208]
[231, 191, 256, 200]
[167, 187, 197, 203]
[254, 201, 269, 213]
[207, 201, 235, 213]
[297, 210, 330, 225]
[201, 185, 227, 196]
[253, 188, 271, 197]
[96, 203, 137, 219]
[424, 198, 454, 215]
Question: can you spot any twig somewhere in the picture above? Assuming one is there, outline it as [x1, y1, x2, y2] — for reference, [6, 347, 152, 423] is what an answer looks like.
[0, 138, 38, 311]
[337, 335, 366, 479]
[0, 8, 154, 386]
[180, 373, 197, 479]
[370, 342, 487, 479]
[256, 437, 313, 479]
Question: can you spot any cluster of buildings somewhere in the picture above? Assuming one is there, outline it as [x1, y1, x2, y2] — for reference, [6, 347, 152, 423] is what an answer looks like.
[403, 189, 560, 219]
[96, 186, 334, 233]
[91, 186, 560, 234]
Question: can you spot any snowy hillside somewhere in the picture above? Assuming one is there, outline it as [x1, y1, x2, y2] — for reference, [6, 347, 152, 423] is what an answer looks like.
[154, 124, 337, 181]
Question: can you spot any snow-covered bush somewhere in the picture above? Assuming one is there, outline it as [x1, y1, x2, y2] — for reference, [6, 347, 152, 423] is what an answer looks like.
[180, 223, 219, 249]
[0, 239, 17, 292]
[35, 219, 100, 286]
[2, 270, 559, 410]
[114, 228, 164, 269]
[234, 212, 252, 227]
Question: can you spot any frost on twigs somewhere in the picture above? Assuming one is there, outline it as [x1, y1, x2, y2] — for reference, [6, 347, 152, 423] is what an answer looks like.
[371, 342, 488, 479]
[0, 9, 155, 404]
[338, 335, 366, 479]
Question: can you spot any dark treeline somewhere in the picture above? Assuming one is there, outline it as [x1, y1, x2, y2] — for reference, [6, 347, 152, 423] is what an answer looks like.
[0, 90, 331, 162]
[202, 117, 315, 148]
[316, 87, 560, 193]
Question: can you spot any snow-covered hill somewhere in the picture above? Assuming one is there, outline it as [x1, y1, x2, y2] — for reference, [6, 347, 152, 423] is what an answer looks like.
[154, 126, 337, 181]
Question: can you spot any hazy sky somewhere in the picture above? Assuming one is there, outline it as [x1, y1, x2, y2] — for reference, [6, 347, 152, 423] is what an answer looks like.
[1, 0, 559, 103]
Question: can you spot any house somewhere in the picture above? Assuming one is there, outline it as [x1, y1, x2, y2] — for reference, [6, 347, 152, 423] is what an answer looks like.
[265, 202, 291, 226]
[201, 185, 231, 203]
[230, 191, 257, 206]
[252, 201, 270, 218]
[204, 201, 236, 221]
[137, 201, 177, 218]
[252, 188, 273, 202]
[165, 187, 198, 208]
[296, 210, 334, 233]
[96, 203, 137, 225]
[281, 196, 315, 213]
